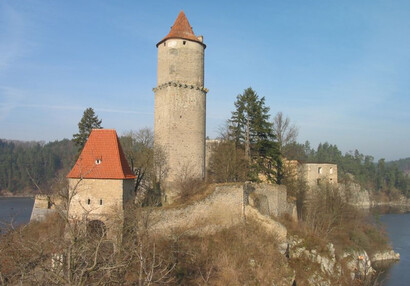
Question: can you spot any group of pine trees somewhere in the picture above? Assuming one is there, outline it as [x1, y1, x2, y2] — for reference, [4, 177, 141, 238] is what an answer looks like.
[208, 87, 410, 197]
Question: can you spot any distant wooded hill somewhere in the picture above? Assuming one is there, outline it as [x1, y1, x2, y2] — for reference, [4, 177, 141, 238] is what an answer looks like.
[388, 157, 410, 175]
[0, 139, 76, 195]
[0, 138, 409, 197]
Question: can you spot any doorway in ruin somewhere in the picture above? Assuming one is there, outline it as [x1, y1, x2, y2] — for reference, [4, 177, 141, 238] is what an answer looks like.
[87, 220, 107, 238]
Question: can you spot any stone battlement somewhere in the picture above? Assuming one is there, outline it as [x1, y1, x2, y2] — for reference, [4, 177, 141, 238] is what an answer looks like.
[153, 81, 208, 93]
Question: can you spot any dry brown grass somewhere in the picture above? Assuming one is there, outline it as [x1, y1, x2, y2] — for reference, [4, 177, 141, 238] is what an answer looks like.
[280, 183, 390, 260]
[172, 222, 292, 285]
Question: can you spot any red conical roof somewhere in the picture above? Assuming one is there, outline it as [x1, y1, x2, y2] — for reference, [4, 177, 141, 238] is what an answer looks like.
[67, 129, 135, 180]
[157, 10, 205, 47]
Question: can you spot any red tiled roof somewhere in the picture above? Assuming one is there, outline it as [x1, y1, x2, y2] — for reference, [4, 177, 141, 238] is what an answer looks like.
[156, 10, 205, 47]
[67, 129, 136, 180]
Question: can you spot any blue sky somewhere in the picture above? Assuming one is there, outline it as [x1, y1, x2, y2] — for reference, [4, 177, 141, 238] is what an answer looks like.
[0, 0, 409, 161]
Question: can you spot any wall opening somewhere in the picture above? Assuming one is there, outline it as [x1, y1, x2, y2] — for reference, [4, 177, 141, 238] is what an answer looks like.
[87, 198, 91, 205]
[183, 40, 186, 45]
[330, 167, 333, 174]
[87, 220, 106, 238]
[318, 167, 322, 174]
[100, 199, 103, 205]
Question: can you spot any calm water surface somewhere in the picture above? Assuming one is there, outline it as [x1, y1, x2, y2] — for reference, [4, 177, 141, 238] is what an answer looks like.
[378, 212, 410, 286]
[0, 197, 34, 232]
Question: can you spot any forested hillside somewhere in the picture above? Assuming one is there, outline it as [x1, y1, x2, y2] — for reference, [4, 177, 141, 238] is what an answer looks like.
[0, 139, 76, 195]
[388, 157, 410, 175]
[1, 135, 409, 198]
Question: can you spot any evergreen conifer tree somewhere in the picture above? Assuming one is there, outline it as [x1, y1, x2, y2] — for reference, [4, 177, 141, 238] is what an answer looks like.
[228, 88, 282, 183]
[72, 108, 102, 151]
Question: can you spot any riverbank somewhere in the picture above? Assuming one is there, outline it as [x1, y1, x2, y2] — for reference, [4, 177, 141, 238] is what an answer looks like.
[0, 190, 35, 198]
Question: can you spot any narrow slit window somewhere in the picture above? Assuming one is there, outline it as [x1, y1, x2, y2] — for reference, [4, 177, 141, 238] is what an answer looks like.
[87, 198, 91, 205]
[100, 199, 103, 205]
[183, 40, 186, 45]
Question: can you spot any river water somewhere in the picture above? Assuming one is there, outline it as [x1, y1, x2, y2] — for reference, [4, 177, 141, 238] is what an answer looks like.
[0, 197, 34, 232]
[0, 198, 409, 285]
[376, 212, 410, 286]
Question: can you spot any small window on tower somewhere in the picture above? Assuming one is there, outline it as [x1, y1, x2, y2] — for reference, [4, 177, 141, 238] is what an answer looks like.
[87, 199, 91, 205]
[100, 199, 103, 205]
[183, 40, 186, 45]
[163, 42, 166, 46]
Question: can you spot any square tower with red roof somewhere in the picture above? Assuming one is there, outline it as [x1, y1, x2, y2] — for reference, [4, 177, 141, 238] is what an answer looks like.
[67, 129, 135, 236]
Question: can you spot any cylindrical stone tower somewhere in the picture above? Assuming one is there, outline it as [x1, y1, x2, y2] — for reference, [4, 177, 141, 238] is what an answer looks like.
[154, 11, 207, 203]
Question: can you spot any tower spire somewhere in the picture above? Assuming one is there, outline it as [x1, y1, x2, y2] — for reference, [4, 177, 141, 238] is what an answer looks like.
[157, 10, 205, 47]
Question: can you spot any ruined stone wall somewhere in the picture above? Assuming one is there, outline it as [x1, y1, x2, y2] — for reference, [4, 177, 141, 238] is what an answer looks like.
[301, 163, 338, 187]
[248, 183, 293, 218]
[30, 195, 58, 222]
[154, 38, 207, 203]
[146, 183, 295, 241]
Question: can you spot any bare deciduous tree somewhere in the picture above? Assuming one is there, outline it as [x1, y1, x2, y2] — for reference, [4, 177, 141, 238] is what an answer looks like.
[207, 141, 249, 183]
[120, 129, 168, 205]
[272, 112, 298, 151]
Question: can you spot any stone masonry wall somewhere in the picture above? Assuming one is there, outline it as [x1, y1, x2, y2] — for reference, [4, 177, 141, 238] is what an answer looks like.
[68, 178, 133, 222]
[146, 183, 294, 241]
[154, 38, 207, 204]
[30, 195, 57, 222]
[302, 163, 338, 187]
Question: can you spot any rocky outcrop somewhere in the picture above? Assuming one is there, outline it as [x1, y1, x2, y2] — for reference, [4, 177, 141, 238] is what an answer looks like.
[338, 180, 410, 211]
[341, 181, 373, 207]
[371, 250, 400, 262]
[342, 250, 375, 280]
[286, 235, 399, 285]
[288, 236, 342, 285]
